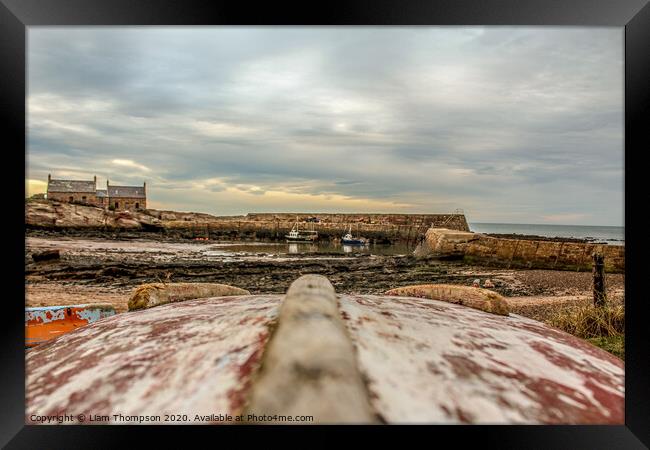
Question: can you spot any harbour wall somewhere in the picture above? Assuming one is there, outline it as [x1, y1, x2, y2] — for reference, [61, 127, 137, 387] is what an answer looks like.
[415, 228, 625, 273]
[245, 213, 469, 228]
[162, 213, 469, 244]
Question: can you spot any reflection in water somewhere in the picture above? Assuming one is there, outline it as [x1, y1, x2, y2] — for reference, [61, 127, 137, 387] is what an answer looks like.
[288, 243, 318, 254]
[216, 241, 414, 256]
[284, 241, 412, 256]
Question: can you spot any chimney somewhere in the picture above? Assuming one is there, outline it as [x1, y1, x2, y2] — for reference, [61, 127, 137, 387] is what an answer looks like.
[143, 181, 146, 195]
[94, 175, 97, 187]
[48, 174, 51, 183]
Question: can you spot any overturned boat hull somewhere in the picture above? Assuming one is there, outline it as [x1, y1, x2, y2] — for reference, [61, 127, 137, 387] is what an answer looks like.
[25, 276, 623, 424]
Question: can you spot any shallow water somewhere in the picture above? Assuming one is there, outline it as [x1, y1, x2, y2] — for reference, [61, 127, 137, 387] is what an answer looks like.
[26, 237, 417, 264]
[214, 241, 416, 256]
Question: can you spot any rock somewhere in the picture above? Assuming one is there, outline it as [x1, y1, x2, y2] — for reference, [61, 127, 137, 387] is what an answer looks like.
[115, 217, 141, 228]
[385, 283, 509, 316]
[128, 282, 250, 311]
[25, 200, 162, 230]
[25, 275, 47, 282]
[32, 249, 60, 262]
[414, 228, 478, 258]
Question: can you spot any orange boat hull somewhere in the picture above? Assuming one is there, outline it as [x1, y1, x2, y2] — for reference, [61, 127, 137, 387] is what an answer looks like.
[25, 304, 116, 348]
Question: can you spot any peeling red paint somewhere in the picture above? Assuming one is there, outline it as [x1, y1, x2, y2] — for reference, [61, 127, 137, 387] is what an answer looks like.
[26, 295, 280, 424]
[26, 292, 624, 425]
[227, 330, 271, 414]
[338, 294, 624, 424]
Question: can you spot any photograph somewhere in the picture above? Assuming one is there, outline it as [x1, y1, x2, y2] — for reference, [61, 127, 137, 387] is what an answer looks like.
[23, 25, 626, 425]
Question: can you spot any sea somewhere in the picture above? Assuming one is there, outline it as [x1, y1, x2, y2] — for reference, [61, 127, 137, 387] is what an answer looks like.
[468, 223, 624, 245]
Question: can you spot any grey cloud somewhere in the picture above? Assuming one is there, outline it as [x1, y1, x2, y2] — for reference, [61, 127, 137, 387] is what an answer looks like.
[27, 27, 623, 225]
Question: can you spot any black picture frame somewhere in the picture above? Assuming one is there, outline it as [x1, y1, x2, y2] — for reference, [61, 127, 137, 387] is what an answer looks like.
[2, 0, 648, 447]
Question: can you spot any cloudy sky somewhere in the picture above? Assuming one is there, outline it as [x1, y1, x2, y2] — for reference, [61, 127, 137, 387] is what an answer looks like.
[27, 27, 623, 225]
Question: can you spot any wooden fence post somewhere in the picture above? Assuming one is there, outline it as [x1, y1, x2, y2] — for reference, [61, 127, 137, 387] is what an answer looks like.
[593, 252, 606, 307]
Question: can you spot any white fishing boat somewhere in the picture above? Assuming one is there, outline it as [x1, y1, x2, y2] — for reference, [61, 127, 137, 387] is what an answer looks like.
[285, 221, 318, 243]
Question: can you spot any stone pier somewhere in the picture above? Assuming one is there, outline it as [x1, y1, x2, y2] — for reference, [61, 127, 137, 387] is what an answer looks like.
[414, 228, 625, 273]
[160, 213, 470, 244]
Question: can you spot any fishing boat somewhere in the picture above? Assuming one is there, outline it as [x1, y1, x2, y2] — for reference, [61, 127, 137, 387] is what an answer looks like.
[285, 221, 318, 243]
[25, 304, 116, 348]
[341, 225, 368, 246]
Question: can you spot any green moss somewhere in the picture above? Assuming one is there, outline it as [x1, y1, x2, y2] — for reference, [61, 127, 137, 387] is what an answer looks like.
[462, 255, 478, 264]
[588, 335, 625, 360]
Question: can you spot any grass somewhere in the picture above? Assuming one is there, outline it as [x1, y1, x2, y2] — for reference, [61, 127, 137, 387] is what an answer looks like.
[548, 302, 625, 360]
[548, 302, 624, 337]
[587, 335, 625, 360]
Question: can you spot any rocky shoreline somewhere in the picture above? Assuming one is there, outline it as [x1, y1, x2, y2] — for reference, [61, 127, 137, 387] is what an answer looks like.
[26, 234, 624, 316]
[483, 232, 623, 244]
[26, 251, 485, 295]
[483, 233, 588, 243]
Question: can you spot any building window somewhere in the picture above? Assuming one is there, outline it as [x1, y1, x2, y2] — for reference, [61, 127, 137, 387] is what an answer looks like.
[82, 196, 87, 202]
[69, 196, 74, 202]
[114, 202, 119, 209]
[135, 202, 139, 209]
